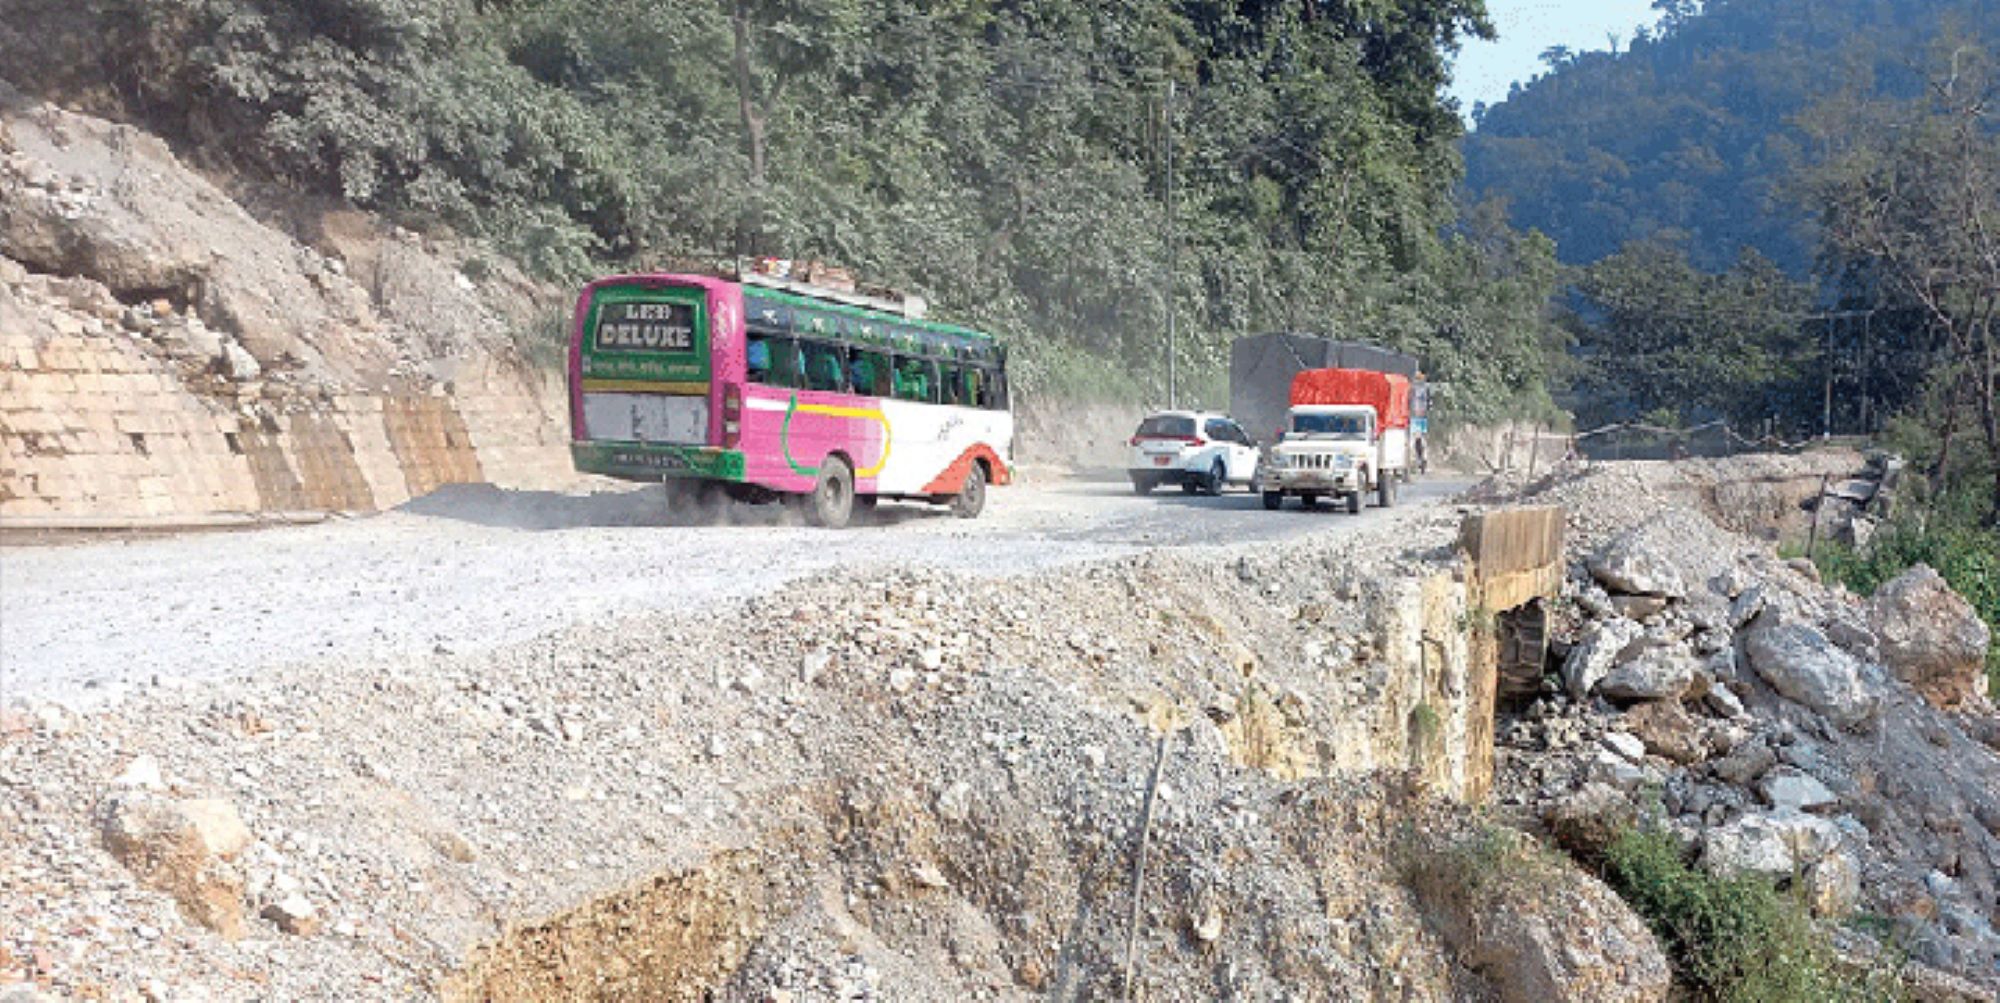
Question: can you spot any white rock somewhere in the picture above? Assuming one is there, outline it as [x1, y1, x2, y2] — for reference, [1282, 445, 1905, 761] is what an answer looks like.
[936, 781, 973, 823]
[1603, 731, 1647, 763]
[1759, 769, 1836, 813]
[1589, 530, 1688, 598]
[1563, 618, 1644, 698]
[888, 668, 918, 693]
[801, 649, 831, 683]
[1599, 649, 1698, 702]
[1743, 623, 1878, 728]
[1707, 809, 1844, 880]
[910, 862, 949, 889]
[112, 755, 165, 790]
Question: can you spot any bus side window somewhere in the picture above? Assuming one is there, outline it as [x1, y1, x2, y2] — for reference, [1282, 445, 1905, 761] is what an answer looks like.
[746, 335, 773, 383]
[893, 357, 933, 402]
[759, 336, 804, 389]
[851, 351, 890, 396]
[804, 341, 846, 392]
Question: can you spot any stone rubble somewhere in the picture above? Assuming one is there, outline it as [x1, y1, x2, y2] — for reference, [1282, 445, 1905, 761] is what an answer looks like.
[1494, 458, 2000, 990]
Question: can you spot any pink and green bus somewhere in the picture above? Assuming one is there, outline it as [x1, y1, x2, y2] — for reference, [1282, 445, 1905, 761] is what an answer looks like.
[568, 269, 1013, 528]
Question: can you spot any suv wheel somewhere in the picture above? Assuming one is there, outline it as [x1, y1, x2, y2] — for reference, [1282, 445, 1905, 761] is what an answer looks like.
[1203, 460, 1225, 496]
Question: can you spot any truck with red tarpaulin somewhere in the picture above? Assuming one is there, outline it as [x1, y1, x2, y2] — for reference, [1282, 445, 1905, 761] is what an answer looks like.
[1255, 367, 1414, 513]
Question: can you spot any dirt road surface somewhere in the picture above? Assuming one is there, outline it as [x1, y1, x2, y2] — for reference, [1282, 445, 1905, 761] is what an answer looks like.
[1, 475, 1466, 704]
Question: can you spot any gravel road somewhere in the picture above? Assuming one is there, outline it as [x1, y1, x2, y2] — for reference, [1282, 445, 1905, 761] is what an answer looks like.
[1, 475, 1465, 703]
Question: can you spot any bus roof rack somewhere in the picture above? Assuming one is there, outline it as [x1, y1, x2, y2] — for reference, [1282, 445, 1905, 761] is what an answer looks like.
[735, 258, 928, 319]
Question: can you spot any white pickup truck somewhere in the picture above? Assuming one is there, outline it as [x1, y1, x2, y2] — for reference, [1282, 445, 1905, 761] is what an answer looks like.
[1257, 403, 1407, 513]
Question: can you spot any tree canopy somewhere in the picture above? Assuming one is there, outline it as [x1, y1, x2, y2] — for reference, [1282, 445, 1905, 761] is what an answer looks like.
[0, 0, 1566, 414]
[1462, 0, 1997, 274]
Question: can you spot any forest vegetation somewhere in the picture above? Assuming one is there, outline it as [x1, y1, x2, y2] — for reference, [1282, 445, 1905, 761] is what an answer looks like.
[1, 0, 1562, 418]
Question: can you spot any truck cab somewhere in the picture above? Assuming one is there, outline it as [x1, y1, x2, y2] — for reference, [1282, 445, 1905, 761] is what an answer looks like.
[1259, 403, 1406, 513]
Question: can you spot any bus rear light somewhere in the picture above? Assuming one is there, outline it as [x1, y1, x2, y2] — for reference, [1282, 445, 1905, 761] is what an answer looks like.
[722, 384, 743, 447]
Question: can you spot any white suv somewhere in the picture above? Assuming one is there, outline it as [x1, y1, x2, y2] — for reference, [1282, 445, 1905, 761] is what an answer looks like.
[1126, 411, 1261, 495]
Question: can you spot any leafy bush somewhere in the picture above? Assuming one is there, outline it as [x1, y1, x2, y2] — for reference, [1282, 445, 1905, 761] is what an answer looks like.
[1602, 828, 1860, 1002]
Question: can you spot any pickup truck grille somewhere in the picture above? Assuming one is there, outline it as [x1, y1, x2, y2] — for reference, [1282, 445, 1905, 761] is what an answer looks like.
[1289, 454, 1341, 470]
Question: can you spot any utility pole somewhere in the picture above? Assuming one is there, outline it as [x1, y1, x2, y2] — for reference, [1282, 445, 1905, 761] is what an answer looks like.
[1164, 78, 1177, 410]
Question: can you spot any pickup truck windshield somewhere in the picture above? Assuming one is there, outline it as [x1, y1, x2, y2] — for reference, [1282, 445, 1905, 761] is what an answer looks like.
[1293, 413, 1368, 438]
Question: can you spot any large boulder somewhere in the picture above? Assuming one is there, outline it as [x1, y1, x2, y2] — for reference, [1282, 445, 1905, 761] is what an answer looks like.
[1599, 649, 1699, 703]
[1620, 700, 1704, 765]
[1742, 623, 1879, 728]
[1564, 618, 1645, 698]
[1702, 809, 1844, 880]
[1867, 565, 1991, 709]
[1589, 530, 1688, 599]
[1545, 782, 1639, 859]
[1410, 828, 1671, 1002]
[98, 793, 249, 938]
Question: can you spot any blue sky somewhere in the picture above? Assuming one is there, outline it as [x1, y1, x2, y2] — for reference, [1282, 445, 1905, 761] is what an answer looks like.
[1449, 0, 1666, 118]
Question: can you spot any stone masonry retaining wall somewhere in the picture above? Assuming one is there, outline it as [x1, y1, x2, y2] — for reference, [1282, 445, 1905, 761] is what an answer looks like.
[1, 323, 572, 522]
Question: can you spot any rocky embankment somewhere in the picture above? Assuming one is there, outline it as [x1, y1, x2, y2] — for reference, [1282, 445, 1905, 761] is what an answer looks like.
[1500, 460, 2000, 995]
[2, 501, 1674, 1002]
[1, 458, 1996, 1001]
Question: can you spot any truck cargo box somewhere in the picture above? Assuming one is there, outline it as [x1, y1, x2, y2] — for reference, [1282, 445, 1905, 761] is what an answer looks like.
[1230, 334, 1420, 443]
[1289, 368, 1411, 430]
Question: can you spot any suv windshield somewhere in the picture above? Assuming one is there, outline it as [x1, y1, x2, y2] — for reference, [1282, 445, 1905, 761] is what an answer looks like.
[1135, 415, 1197, 438]
[1293, 413, 1368, 438]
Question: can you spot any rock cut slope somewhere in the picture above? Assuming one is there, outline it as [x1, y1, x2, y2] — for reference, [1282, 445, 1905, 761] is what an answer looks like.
[0, 86, 573, 521]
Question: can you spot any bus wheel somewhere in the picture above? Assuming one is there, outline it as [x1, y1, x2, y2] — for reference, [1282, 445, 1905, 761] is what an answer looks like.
[806, 456, 855, 528]
[951, 463, 987, 519]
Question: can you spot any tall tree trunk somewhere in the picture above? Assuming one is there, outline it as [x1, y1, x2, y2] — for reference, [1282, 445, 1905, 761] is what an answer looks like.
[731, 2, 768, 255]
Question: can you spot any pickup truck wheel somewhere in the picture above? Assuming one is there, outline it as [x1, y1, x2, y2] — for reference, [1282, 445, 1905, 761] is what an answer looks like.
[1261, 491, 1284, 511]
[1346, 491, 1361, 515]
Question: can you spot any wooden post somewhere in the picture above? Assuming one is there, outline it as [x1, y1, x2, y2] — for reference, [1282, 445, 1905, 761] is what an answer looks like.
[1806, 474, 1830, 559]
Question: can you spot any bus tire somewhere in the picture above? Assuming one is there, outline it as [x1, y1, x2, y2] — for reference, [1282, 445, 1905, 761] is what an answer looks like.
[1261, 491, 1284, 511]
[805, 456, 855, 529]
[951, 463, 987, 519]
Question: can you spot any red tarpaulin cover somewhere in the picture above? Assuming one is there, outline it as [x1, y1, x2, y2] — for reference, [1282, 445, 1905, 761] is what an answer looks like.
[1288, 368, 1412, 430]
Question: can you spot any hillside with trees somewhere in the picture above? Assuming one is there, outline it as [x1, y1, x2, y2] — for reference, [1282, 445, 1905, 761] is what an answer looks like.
[1462, 0, 1996, 274]
[0, 0, 1563, 417]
